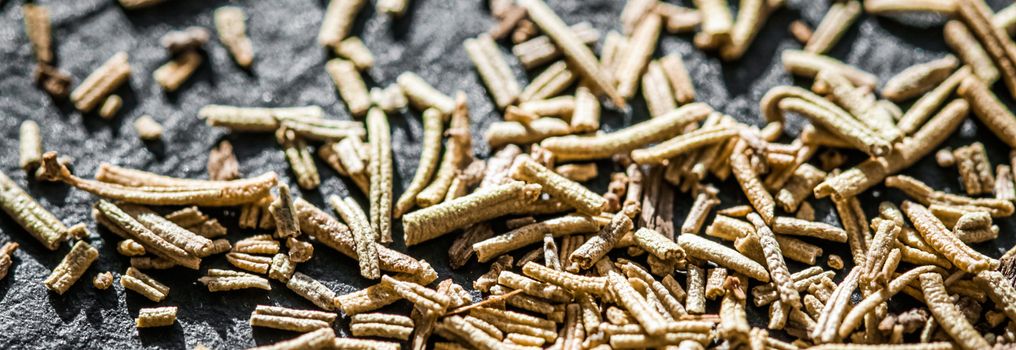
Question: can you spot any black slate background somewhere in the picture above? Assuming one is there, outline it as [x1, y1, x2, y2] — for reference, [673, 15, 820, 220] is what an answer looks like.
[1, 0, 1015, 348]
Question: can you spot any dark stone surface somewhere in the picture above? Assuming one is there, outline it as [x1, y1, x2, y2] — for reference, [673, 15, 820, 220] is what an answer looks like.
[0, 0, 1014, 348]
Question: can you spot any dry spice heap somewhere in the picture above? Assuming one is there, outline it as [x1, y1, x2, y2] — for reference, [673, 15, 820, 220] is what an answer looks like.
[10, 0, 1016, 349]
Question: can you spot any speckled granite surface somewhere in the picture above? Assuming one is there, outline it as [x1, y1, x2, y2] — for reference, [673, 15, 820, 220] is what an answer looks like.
[0, 0, 1014, 348]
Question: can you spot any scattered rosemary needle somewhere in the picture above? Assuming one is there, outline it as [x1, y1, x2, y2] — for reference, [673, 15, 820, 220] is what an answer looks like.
[11, 3, 1016, 350]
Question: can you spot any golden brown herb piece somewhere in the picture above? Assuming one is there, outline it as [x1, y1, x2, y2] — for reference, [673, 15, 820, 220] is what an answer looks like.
[681, 186, 719, 235]
[775, 163, 826, 213]
[887, 175, 1014, 216]
[542, 103, 711, 161]
[747, 213, 800, 310]
[620, 0, 655, 35]
[326, 58, 370, 117]
[121, 267, 170, 302]
[277, 130, 319, 191]
[250, 305, 336, 333]
[376, 0, 409, 16]
[767, 94, 888, 156]
[633, 227, 685, 263]
[0, 242, 18, 282]
[472, 215, 599, 262]
[944, 21, 998, 83]
[70, 52, 131, 112]
[419, 93, 471, 206]
[116, 203, 215, 258]
[488, 4, 526, 40]
[901, 201, 994, 274]
[361, 107, 392, 242]
[554, 163, 598, 183]
[160, 26, 210, 54]
[513, 22, 600, 70]
[567, 212, 632, 270]
[19, 120, 42, 174]
[519, 96, 574, 118]
[731, 151, 776, 225]
[693, 0, 733, 50]
[959, 75, 1016, 149]
[332, 36, 374, 71]
[286, 272, 338, 311]
[656, 54, 696, 105]
[973, 270, 1016, 325]
[900, 69, 969, 136]
[397, 72, 456, 116]
[394, 108, 444, 218]
[207, 140, 240, 181]
[782, 50, 877, 88]
[485, 118, 571, 148]
[268, 254, 295, 283]
[97, 95, 123, 120]
[319, 138, 370, 194]
[679, 234, 770, 282]
[705, 267, 728, 300]
[920, 272, 991, 350]
[43, 240, 98, 295]
[616, 13, 662, 99]
[519, 61, 575, 103]
[0, 170, 69, 250]
[265, 187, 298, 240]
[565, 83, 600, 133]
[956, 0, 1016, 99]
[198, 269, 272, 292]
[518, 0, 625, 106]
[600, 261, 668, 336]
[883, 55, 958, 102]
[642, 60, 677, 118]
[631, 126, 740, 165]
[333, 338, 399, 350]
[771, 216, 847, 243]
[250, 327, 336, 350]
[811, 267, 860, 342]
[815, 99, 968, 200]
[153, 50, 202, 92]
[464, 34, 520, 109]
[214, 6, 254, 68]
[839, 265, 939, 338]
[655, 2, 701, 34]
[318, 0, 366, 47]
[294, 199, 424, 274]
[720, 0, 782, 61]
[350, 321, 413, 341]
[511, 156, 606, 215]
[226, 252, 271, 274]
[238, 198, 272, 230]
[805, 1, 861, 54]
[497, 270, 571, 303]
[952, 142, 995, 195]
[996, 164, 1016, 201]
[92, 271, 113, 290]
[133, 115, 164, 141]
[93, 200, 202, 269]
[789, 20, 813, 44]
[22, 4, 51, 64]
[328, 195, 379, 280]
[381, 275, 450, 314]
[198, 105, 324, 132]
[136, 306, 177, 328]
[405, 181, 541, 247]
